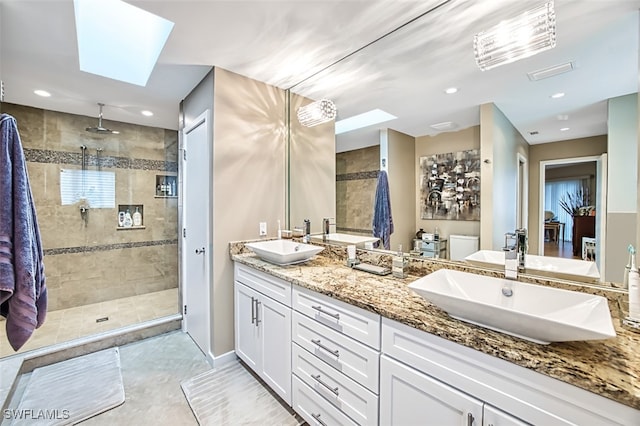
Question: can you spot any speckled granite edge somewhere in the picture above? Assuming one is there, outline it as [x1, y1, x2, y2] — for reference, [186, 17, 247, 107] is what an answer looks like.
[229, 240, 640, 410]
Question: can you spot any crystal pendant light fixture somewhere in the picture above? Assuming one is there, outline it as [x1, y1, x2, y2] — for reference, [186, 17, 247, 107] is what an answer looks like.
[297, 99, 337, 127]
[474, 1, 556, 71]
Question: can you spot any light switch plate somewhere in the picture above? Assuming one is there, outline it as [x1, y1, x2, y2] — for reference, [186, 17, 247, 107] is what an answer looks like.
[259, 222, 267, 236]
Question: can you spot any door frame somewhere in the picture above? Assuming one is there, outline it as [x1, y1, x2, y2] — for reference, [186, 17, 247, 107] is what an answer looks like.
[180, 109, 213, 364]
[516, 153, 528, 230]
[538, 154, 606, 281]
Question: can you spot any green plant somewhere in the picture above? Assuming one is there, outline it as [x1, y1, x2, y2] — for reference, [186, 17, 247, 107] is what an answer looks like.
[559, 186, 591, 216]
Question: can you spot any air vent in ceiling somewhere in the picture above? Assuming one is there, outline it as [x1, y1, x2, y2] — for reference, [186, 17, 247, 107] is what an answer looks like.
[430, 121, 458, 131]
[529, 131, 539, 135]
[527, 62, 575, 81]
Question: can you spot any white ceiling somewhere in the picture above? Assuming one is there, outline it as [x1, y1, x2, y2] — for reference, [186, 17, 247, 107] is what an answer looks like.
[1, 0, 638, 149]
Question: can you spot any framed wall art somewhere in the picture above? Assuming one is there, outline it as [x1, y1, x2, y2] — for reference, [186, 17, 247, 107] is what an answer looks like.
[419, 149, 480, 221]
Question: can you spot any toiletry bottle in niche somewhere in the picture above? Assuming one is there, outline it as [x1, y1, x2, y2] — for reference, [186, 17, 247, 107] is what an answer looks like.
[124, 209, 133, 228]
[171, 179, 176, 196]
[118, 211, 125, 227]
[133, 207, 142, 227]
[434, 227, 439, 241]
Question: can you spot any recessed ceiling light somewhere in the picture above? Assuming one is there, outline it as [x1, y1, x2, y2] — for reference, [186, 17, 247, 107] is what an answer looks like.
[444, 87, 458, 94]
[550, 92, 565, 99]
[560, 127, 570, 131]
[141, 110, 154, 117]
[34, 89, 51, 97]
[557, 114, 569, 121]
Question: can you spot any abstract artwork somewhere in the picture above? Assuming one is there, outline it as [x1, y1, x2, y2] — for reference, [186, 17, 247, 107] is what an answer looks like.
[419, 149, 480, 221]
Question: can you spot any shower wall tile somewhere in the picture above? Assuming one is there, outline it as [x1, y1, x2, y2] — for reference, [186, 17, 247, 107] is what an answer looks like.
[45, 244, 178, 310]
[336, 146, 379, 233]
[1, 102, 179, 312]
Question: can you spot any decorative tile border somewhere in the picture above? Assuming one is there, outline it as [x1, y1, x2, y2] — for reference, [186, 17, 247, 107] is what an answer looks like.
[336, 170, 379, 181]
[45, 239, 178, 256]
[24, 148, 178, 172]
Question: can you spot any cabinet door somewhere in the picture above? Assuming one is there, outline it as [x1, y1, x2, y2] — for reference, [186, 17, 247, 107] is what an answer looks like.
[484, 405, 530, 426]
[380, 355, 483, 426]
[259, 294, 292, 405]
[234, 281, 260, 371]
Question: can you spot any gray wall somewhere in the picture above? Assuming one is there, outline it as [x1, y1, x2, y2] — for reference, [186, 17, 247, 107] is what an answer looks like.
[181, 67, 287, 358]
[480, 103, 529, 250]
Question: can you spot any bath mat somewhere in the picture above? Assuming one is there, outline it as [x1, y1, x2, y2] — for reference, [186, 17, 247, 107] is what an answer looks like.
[10, 348, 125, 425]
[181, 360, 300, 426]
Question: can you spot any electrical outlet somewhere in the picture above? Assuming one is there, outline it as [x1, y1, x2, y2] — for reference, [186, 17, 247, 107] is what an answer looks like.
[259, 222, 267, 236]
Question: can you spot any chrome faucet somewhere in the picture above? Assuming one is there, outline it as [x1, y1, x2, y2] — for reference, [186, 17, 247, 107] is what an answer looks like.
[515, 228, 527, 271]
[303, 219, 311, 243]
[503, 232, 518, 281]
[322, 217, 335, 241]
[503, 228, 527, 282]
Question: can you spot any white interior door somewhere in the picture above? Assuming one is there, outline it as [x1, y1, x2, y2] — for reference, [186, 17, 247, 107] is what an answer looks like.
[182, 110, 212, 362]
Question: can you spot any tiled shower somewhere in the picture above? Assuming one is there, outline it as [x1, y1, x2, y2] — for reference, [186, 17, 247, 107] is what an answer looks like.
[0, 103, 179, 357]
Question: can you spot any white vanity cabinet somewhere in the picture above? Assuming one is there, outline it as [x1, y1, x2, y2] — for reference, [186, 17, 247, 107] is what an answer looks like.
[381, 317, 639, 426]
[234, 263, 292, 405]
[380, 355, 484, 425]
[291, 286, 381, 426]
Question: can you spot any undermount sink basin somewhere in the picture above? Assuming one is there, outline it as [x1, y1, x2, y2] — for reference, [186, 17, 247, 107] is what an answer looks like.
[408, 269, 615, 344]
[245, 240, 324, 265]
[310, 233, 379, 247]
[464, 250, 600, 283]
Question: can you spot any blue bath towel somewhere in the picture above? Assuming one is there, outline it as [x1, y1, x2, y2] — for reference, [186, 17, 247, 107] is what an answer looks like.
[0, 113, 47, 351]
[372, 170, 394, 250]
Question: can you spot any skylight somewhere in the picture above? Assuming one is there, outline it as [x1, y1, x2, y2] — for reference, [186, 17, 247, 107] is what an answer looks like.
[335, 109, 397, 135]
[73, 0, 174, 86]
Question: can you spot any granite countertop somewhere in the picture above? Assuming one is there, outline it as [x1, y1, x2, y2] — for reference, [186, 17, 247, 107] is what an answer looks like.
[231, 246, 640, 411]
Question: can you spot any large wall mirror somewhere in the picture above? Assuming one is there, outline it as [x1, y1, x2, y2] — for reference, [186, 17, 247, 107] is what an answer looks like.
[287, 0, 639, 288]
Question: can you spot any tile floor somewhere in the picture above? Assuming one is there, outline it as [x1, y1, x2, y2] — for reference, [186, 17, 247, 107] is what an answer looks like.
[0, 288, 179, 358]
[4, 331, 211, 426]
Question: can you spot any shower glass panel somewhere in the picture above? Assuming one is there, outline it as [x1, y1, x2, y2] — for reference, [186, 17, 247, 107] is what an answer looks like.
[0, 103, 179, 358]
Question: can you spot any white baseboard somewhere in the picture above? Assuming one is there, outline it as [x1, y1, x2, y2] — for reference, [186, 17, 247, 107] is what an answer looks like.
[212, 350, 237, 368]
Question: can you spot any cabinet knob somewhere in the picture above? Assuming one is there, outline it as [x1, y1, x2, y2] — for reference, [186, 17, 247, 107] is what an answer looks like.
[195, 247, 205, 254]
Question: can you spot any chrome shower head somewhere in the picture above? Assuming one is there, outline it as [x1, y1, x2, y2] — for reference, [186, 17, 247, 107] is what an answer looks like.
[86, 103, 120, 134]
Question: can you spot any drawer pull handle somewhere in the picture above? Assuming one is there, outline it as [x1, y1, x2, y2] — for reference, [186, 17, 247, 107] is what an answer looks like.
[311, 413, 328, 426]
[311, 339, 340, 357]
[250, 297, 256, 324]
[312, 305, 340, 320]
[311, 374, 339, 396]
[468, 413, 474, 426]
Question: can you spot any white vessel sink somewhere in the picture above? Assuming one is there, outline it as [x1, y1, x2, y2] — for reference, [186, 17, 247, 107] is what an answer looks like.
[310, 233, 379, 247]
[464, 250, 600, 283]
[408, 269, 615, 344]
[245, 240, 324, 265]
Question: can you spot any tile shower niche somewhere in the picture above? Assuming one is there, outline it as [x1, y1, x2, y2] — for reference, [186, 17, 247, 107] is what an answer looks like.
[155, 175, 177, 198]
[117, 204, 144, 230]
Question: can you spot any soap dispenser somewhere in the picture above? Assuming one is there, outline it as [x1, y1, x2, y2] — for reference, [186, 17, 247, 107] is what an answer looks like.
[392, 245, 408, 279]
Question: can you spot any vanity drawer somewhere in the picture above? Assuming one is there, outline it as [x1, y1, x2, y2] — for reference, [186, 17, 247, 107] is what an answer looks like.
[293, 286, 381, 349]
[293, 343, 378, 426]
[293, 375, 358, 426]
[234, 263, 291, 306]
[292, 311, 379, 394]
